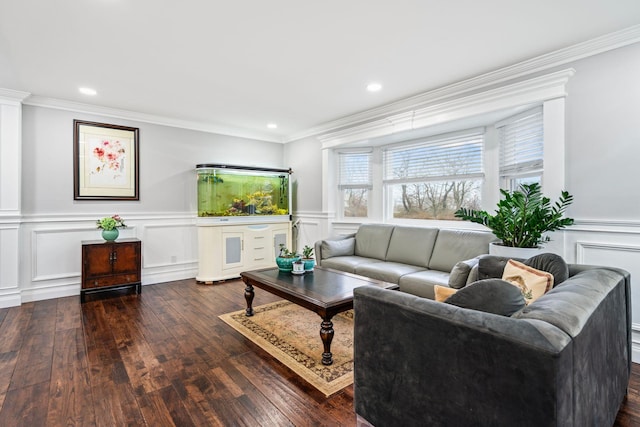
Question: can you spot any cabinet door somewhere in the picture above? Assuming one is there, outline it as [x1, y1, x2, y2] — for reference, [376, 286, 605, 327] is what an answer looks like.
[222, 232, 244, 270]
[273, 231, 288, 259]
[112, 242, 140, 275]
[83, 244, 114, 278]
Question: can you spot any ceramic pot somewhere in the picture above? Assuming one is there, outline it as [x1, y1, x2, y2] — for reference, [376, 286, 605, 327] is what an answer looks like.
[102, 228, 119, 242]
[302, 258, 315, 271]
[275, 256, 301, 272]
[489, 242, 543, 258]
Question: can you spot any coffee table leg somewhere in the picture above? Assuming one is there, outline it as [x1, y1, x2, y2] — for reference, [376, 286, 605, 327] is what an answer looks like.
[320, 316, 334, 365]
[245, 283, 254, 316]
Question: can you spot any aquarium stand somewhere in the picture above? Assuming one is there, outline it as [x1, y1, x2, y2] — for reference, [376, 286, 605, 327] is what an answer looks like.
[196, 222, 291, 283]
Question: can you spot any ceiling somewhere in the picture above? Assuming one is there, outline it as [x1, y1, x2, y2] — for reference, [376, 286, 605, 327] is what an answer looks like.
[1, 1, 639, 143]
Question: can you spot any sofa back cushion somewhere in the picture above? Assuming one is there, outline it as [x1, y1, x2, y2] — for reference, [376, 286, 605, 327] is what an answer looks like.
[428, 229, 496, 272]
[385, 226, 439, 268]
[355, 224, 395, 260]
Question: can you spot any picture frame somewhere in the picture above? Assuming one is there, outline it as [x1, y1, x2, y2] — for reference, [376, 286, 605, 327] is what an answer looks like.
[73, 120, 139, 200]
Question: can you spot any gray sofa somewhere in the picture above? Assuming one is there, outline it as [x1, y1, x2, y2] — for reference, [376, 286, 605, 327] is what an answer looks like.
[314, 223, 497, 299]
[353, 264, 631, 426]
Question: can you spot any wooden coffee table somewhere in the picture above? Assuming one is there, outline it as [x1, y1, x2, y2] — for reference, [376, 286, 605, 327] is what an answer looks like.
[241, 266, 398, 365]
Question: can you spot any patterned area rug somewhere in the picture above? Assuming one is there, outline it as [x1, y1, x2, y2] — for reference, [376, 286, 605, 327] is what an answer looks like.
[219, 300, 354, 397]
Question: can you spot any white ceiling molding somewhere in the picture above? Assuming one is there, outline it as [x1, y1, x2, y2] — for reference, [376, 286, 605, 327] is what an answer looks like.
[318, 68, 575, 149]
[22, 96, 283, 144]
[292, 24, 640, 144]
[0, 88, 31, 104]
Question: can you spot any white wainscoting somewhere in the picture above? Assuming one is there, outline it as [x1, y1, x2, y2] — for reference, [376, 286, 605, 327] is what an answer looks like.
[292, 211, 331, 251]
[142, 222, 198, 284]
[571, 239, 640, 363]
[0, 224, 21, 308]
[16, 214, 198, 304]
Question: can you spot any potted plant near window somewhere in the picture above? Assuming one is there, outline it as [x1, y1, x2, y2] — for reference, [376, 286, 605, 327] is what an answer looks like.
[276, 244, 301, 272]
[454, 183, 574, 257]
[301, 245, 315, 272]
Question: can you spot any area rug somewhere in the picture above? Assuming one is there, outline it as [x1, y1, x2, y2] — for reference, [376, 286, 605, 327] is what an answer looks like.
[219, 300, 354, 397]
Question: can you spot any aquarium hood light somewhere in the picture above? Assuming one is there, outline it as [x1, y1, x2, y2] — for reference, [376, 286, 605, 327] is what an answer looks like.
[196, 164, 292, 174]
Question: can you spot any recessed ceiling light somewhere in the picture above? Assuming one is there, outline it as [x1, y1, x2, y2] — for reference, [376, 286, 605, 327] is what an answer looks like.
[79, 87, 97, 96]
[366, 82, 382, 92]
[267, 123, 278, 129]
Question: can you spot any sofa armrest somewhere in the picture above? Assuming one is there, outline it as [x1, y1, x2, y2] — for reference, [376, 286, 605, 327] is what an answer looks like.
[353, 286, 573, 427]
[448, 256, 481, 289]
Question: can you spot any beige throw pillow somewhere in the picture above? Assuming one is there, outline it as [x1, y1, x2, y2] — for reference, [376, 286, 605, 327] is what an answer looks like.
[434, 285, 458, 302]
[502, 259, 554, 305]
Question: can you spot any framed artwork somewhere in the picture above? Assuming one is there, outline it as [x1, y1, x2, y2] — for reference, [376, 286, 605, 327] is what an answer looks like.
[73, 120, 139, 200]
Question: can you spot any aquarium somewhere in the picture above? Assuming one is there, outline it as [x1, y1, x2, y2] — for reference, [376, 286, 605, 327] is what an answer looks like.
[196, 164, 291, 220]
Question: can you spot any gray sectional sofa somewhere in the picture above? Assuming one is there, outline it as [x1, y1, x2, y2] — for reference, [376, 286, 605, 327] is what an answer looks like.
[314, 223, 497, 299]
[353, 264, 631, 426]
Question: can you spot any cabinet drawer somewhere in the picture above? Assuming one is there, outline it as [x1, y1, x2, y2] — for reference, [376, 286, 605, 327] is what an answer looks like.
[83, 273, 140, 289]
[250, 246, 268, 262]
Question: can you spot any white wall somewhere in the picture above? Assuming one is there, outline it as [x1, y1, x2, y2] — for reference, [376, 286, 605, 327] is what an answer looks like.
[16, 105, 284, 303]
[283, 135, 326, 252]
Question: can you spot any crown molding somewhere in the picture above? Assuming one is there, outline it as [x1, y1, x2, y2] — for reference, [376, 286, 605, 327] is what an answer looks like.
[286, 24, 640, 143]
[22, 96, 284, 143]
[0, 88, 31, 104]
[318, 68, 575, 148]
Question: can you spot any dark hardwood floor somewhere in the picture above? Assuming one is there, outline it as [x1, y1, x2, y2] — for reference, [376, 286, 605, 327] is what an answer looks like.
[0, 278, 638, 426]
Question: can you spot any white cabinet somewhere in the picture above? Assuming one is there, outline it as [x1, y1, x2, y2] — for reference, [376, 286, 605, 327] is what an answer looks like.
[196, 221, 291, 282]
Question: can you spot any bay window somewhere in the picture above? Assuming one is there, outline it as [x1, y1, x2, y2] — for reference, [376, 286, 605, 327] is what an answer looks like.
[383, 130, 484, 220]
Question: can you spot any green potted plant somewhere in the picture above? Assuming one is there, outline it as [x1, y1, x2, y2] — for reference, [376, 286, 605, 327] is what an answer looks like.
[454, 183, 574, 256]
[276, 244, 301, 272]
[96, 214, 127, 241]
[301, 245, 315, 272]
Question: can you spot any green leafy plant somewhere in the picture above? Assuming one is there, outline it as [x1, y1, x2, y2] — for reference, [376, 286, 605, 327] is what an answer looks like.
[278, 244, 299, 258]
[96, 215, 126, 231]
[454, 183, 574, 248]
[301, 245, 314, 259]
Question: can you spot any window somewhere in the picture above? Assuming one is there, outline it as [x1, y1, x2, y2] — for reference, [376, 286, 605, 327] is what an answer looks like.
[338, 151, 371, 217]
[498, 108, 543, 190]
[383, 130, 484, 220]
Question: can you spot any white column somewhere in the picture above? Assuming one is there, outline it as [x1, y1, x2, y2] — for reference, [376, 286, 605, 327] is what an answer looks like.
[542, 97, 566, 197]
[0, 88, 29, 307]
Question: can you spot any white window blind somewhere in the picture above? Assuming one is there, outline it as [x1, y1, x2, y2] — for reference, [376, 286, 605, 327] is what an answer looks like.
[383, 130, 484, 183]
[498, 108, 543, 176]
[338, 151, 372, 189]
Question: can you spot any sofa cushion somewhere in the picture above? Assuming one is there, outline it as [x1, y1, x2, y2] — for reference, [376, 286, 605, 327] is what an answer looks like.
[355, 262, 426, 284]
[448, 257, 480, 289]
[398, 270, 450, 299]
[355, 224, 395, 260]
[321, 237, 355, 258]
[502, 259, 553, 304]
[428, 230, 496, 272]
[479, 253, 569, 286]
[478, 254, 512, 279]
[320, 256, 382, 274]
[444, 278, 526, 316]
[523, 253, 569, 286]
[385, 227, 439, 268]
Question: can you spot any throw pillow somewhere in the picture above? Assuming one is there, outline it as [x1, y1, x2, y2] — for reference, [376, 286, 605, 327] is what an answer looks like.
[477, 255, 513, 280]
[502, 259, 554, 305]
[448, 257, 480, 289]
[434, 285, 458, 302]
[321, 237, 355, 259]
[444, 279, 526, 316]
[523, 253, 569, 286]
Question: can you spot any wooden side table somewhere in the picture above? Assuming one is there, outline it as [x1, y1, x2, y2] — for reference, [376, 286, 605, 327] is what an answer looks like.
[81, 238, 141, 302]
